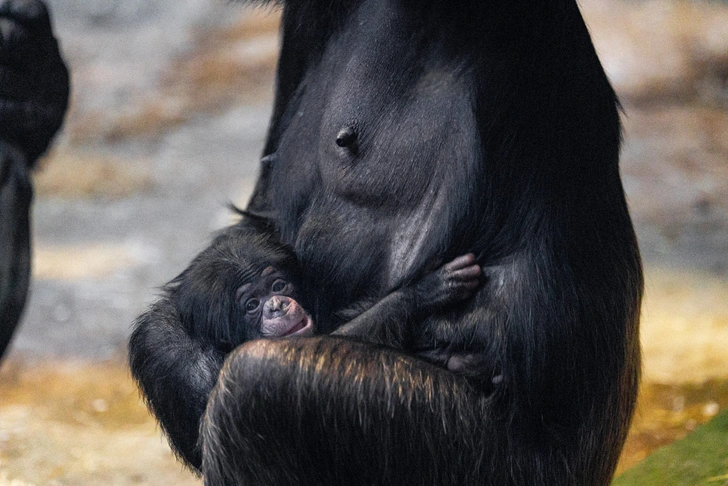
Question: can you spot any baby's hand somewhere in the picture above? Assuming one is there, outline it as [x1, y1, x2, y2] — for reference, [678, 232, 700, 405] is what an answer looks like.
[416, 254, 481, 309]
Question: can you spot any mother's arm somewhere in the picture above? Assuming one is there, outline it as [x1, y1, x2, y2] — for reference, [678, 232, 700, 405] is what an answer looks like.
[129, 299, 225, 470]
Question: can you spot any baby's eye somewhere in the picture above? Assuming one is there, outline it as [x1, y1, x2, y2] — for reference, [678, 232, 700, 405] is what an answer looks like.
[271, 280, 288, 293]
[245, 299, 260, 313]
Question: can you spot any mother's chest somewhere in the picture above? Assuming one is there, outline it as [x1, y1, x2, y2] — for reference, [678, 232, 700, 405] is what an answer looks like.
[273, 53, 480, 210]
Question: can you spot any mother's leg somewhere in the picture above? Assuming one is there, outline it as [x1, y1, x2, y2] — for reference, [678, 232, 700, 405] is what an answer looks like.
[201, 337, 494, 486]
[200, 247, 640, 486]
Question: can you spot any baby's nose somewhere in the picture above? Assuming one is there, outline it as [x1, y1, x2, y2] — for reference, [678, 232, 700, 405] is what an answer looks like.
[265, 296, 288, 317]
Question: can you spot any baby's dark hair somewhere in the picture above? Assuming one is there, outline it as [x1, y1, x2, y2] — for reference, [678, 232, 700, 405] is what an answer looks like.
[167, 216, 299, 349]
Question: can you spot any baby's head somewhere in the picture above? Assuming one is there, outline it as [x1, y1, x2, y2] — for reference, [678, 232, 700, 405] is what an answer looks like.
[171, 217, 314, 351]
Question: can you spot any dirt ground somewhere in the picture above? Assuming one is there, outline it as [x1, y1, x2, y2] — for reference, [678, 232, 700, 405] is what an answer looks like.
[1, 1, 727, 484]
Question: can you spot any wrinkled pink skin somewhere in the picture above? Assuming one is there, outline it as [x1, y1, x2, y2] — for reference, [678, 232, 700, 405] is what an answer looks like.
[260, 295, 315, 338]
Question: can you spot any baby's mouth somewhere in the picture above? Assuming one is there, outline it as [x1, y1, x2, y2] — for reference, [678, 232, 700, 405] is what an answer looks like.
[284, 315, 313, 337]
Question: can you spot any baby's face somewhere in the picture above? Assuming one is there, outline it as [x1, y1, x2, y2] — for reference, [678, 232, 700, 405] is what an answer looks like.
[235, 266, 315, 339]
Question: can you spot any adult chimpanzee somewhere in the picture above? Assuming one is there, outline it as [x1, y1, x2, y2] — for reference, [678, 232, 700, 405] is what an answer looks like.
[0, 0, 69, 359]
[130, 0, 643, 484]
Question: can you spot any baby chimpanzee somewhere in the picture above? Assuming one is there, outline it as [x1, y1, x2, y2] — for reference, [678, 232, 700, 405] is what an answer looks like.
[170, 214, 481, 356]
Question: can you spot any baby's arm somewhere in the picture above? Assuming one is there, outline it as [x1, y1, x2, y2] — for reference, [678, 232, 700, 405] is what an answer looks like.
[332, 254, 481, 348]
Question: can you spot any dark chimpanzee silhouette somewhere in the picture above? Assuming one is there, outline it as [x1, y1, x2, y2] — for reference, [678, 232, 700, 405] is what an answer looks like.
[130, 0, 643, 485]
[0, 0, 69, 359]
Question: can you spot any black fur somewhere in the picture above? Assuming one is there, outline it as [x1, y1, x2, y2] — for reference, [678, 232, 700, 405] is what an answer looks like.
[0, 0, 69, 359]
[131, 0, 643, 484]
[131, 214, 480, 467]
[0, 0, 69, 163]
[130, 220, 292, 466]
[172, 219, 299, 349]
[0, 143, 32, 358]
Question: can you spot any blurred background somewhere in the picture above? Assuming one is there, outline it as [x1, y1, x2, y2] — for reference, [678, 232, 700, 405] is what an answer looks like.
[0, 0, 726, 484]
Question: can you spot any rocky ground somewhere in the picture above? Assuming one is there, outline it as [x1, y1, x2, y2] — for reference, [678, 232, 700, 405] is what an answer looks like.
[0, 0, 727, 484]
